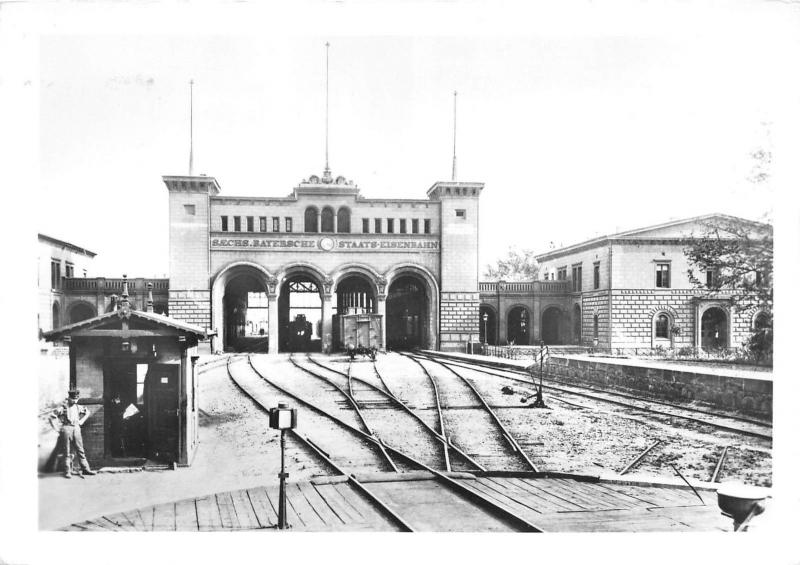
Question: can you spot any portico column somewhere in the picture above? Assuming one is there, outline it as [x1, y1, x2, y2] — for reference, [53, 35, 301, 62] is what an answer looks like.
[376, 294, 387, 352]
[321, 293, 333, 354]
[268, 294, 279, 355]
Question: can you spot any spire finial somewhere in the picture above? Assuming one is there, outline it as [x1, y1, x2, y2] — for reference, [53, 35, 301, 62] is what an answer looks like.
[189, 79, 194, 176]
[323, 42, 332, 183]
[452, 90, 457, 181]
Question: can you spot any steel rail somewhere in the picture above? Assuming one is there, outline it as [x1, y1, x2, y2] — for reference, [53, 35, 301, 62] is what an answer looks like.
[371, 360, 399, 399]
[414, 353, 772, 440]
[427, 353, 773, 428]
[303, 355, 480, 472]
[711, 445, 730, 483]
[239, 356, 542, 531]
[225, 358, 415, 531]
[285, 355, 399, 472]
[619, 440, 662, 475]
[406, 353, 540, 472]
[238, 356, 394, 471]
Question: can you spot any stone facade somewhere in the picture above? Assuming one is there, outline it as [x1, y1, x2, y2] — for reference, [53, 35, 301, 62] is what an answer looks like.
[164, 172, 484, 353]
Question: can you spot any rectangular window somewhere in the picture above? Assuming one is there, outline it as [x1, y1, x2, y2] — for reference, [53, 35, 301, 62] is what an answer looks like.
[234, 216, 242, 232]
[544, 273, 550, 281]
[387, 218, 394, 233]
[399, 219, 407, 234]
[65, 263, 74, 279]
[455, 209, 466, 218]
[362, 218, 370, 233]
[593, 262, 600, 290]
[259, 216, 267, 232]
[50, 260, 61, 289]
[246, 216, 254, 232]
[572, 265, 582, 292]
[412, 219, 419, 234]
[374, 219, 382, 234]
[272, 217, 280, 232]
[424, 219, 431, 234]
[557, 267, 567, 281]
[184, 204, 196, 215]
[285, 217, 293, 232]
[705, 268, 716, 288]
[755, 271, 762, 285]
[655, 263, 671, 288]
[221, 216, 228, 232]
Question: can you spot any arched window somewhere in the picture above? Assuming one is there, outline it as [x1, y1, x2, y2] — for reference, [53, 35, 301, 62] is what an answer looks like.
[337, 207, 351, 233]
[304, 206, 319, 233]
[321, 206, 335, 233]
[655, 313, 670, 338]
[593, 314, 599, 338]
[754, 311, 770, 331]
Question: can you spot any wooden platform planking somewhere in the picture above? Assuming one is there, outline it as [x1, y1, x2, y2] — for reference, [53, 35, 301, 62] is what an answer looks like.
[246, 487, 277, 528]
[196, 494, 224, 531]
[60, 476, 728, 533]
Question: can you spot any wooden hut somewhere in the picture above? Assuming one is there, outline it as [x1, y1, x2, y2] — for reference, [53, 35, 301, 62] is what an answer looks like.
[43, 277, 211, 468]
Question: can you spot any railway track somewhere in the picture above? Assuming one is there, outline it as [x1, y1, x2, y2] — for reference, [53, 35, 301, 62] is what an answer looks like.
[400, 352, 540, 473]
[227, 355, 544, 532]
[411, 352, 772, 441]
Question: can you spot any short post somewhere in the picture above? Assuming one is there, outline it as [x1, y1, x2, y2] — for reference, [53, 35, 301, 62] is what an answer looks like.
[269, 402, 298, 530]
[532, 341, 547, 408]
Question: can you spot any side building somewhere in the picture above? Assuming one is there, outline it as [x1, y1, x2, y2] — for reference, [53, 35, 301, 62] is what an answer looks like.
[164, 171, 483, 353]
[479, 214, 771, 352]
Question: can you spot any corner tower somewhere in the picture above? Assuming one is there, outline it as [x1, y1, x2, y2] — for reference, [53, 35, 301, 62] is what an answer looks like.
[163, 175, 220, 330]
[428, 181, 484, 351]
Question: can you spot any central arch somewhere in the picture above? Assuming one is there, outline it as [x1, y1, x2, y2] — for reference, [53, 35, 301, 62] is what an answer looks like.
[385, 264, 439, 350]
[701, 307, 728, 350]
[386, 275, 428, 350]
[506, 306, 530, 345]
[278, 272, 324, 353]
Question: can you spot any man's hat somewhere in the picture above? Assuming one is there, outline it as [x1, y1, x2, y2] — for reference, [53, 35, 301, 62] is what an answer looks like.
[68, 389, 80, 399]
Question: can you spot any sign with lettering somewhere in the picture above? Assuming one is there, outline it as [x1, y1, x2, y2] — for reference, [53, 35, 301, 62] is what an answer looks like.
[210, 236, 440, 252]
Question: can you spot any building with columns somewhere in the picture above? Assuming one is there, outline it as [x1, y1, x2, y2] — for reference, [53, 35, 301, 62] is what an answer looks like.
[479, 214, 771, 353]
[164, 170, 483, 354]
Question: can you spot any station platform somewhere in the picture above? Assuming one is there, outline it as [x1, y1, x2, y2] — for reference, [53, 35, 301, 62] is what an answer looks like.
[60, 471, 740, 532]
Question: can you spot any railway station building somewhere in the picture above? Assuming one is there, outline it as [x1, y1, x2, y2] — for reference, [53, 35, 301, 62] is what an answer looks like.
[164, 170, 484, 354]
[479, 214, 771, 352]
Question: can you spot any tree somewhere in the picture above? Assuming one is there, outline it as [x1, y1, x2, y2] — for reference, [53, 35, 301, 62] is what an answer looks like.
[684, 216, 773, 358]
[483, 247, 539, 281]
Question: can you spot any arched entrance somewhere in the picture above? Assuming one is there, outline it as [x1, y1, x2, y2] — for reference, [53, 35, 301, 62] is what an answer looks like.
[52, 302, 60, 330]
[573, 304, 582, 344]
[479, 305, 497, 345]
[69, 302, 96, 324]
[386, 275, 428, 350]
[541, 307, 562, 345]
[223, 271, 269, 353]
[507, 306, 530, 345]
[701, 307, 728, 350]
[336, 274, 376, 314]
[279, 275, 323, 352]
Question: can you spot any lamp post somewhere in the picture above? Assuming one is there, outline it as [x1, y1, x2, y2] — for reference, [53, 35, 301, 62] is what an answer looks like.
[482, 312, 488, 350]
[520, 310, 527, 345]
[269, 402, 298, 529]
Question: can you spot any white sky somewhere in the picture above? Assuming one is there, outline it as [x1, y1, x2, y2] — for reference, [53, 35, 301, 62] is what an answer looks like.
[33, 2, 800, 278]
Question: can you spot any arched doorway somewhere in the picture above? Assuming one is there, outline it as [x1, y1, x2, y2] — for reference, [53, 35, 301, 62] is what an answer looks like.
[223, 271, 269, 353]
[573, 304, 582, 344]
[507, 306, 530, 345]
[69, 302, 95, 324]
[701, 307, 728, 350]
[479, 305, 497, 345]
[279, 275, 323, 352]
[336, 275, 376, 314]
[386, 275, 428, 350]
[541, 307, 562, 345]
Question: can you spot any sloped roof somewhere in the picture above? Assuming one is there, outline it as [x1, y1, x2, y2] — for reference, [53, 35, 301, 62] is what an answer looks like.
[43, 307, 211, 341]
[535, 213, 770, 261]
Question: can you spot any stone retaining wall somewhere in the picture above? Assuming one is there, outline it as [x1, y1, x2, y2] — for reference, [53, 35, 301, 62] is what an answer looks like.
[547, 357, 772, 417]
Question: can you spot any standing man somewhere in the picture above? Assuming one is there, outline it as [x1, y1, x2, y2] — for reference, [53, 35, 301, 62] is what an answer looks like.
[49, 389, 97, 478]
